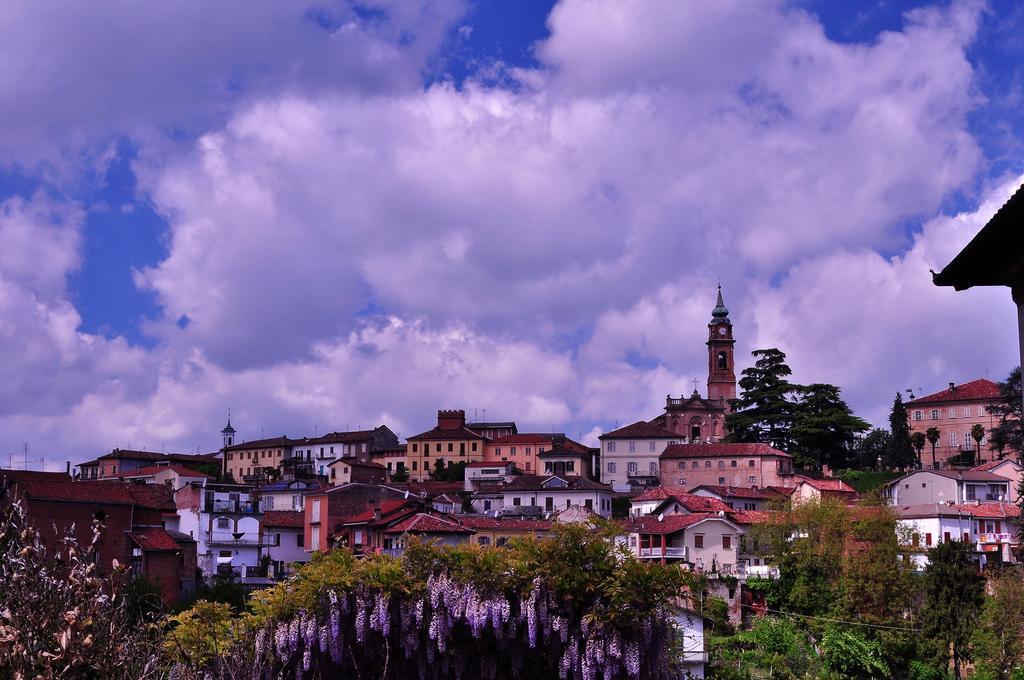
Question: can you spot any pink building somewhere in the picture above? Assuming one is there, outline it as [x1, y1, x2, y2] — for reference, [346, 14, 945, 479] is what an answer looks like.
[906, 379, 1006, 465]
[659, 443, 795, 491]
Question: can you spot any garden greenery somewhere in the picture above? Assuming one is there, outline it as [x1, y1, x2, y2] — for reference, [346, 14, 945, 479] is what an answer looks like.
[165, 522, 700, 679]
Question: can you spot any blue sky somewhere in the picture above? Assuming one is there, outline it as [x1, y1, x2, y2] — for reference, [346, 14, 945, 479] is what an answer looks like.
[1, 0, 1022, 463]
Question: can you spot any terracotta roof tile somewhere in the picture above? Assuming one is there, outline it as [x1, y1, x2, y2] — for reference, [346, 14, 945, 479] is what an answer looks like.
[660, 443, 791, 459]
[13, 479, 176, 511]
[600, 421, 678, 440]
[262, 510, 305, 528]
[97, 449, 220, 464]
[384, 513, 474, 535]
[501, 475, 612, 492]
[407, 426, 487, 441]
[625, 513, 714, 535]
[795, 476, 857, 493]
[342, 499, 419, 525]
[128, 527, 182, 552]
[631, 486, 732, 513]
[223, 436, 299, 451]
[907, 379, 1002, 405]
[693, 485, 782, 500]
[117, 464, 212, 479]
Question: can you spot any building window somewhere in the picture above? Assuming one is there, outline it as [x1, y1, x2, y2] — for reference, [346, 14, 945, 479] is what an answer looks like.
[948, 408, 956, 418]
[718, 461, 725, 470]
[925, 533, 932, 547]
[694, 535, 704, 548]
[949, 431, 959, 447]
[412, 443, 418, 453]
[607, 442, 616, 452]
[677, 462, 685, 471]
[496, 448, 501, 455]
[216, 517, 230, 529]
[730, 460, 737, 468]
[649, 461, 658, 474]
[748, 476, 756, 484]
[649, 441, 656, 452]
[977, 406, 985, 417]
[914, 410, 923, 421]
[460, 443, 466, 455]
[963, 407, 971, 418]
[628, 441, 636, 452]
[297, 533, 304, 547]
[719, 477, 725, 484]
[748, 460, 755, 467]
[585, 499, 593, 510]
[705, 461, 711, 468]
[484, 500, 492, 511]
[478, 536, 491, 546]
[607, 462, 616, 473]
[717, 352, 728, 370]
[744, 502, 755, 511]
[472, 442, 478, 452]
[931, 409, 939, 420]
[311, 499, 321, 523]
[511, 447, 517, 455]
[412, 461, 417, 471]
[448, 443, 454, 453]
[692, 461, 698, 469]
[436, 444, 442, 453]
[545, 497, 554, 511]
[627, 462, 638, 474]
[722, 536, 731, 550]
[513, 497, 521, 506]
[310, 531, 319, 551]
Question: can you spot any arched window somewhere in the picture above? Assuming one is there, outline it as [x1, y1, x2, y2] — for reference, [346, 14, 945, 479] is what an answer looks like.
[717, 351, 728, 370]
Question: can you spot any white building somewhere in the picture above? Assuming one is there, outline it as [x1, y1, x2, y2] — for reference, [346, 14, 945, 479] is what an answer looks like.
[894, 501, 1020, 570]
[260, 510, 309, 578]
[174, 481, 273, 584]
[674, 607, 709, 679]
[598, 421, 679, 492]
[472, 475, 615, 518]
[257, 478, 324, 512]
[883, 469, 1012, 506]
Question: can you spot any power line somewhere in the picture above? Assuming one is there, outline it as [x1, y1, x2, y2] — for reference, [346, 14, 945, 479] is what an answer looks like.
[741, 603, 918, 632]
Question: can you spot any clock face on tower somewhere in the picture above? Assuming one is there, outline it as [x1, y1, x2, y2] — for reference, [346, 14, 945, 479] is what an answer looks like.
[718, 326, 726, 336]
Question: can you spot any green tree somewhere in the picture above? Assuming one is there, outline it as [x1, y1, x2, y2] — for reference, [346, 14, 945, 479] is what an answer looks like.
[972, 423, 986, 465]
[920, 540, 985, 680]
[726, 348, 802, 450]
[925, 427, 941, 470]
[911, 431, 927, 469]
[973, 570, 1024, 680]
[989, 367, 1022, 458]
[858, 428, 891, 469]
[789, 383, 869, 470]
[389, 466, 409, 483]
[884, 392, 916, 469]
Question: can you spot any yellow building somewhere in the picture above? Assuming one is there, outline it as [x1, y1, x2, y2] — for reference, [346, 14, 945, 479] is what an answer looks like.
[405, 410, 487, 482]
[459, 516, 553, 547]
[222, 436, 295, 484]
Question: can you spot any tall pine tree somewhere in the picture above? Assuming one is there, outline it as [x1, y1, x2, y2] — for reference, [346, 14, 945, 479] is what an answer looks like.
[989, 366, 1022, 458]
[789, 384, 869, 470]
[726, 348, 801, 450]
[884, 392, 916, 469]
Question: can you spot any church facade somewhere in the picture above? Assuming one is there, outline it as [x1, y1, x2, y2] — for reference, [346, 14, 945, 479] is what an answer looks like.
[650, 286, 737, 443]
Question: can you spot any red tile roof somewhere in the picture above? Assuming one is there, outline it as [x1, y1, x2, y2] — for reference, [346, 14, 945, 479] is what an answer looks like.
[328, 459, 387, 469]
[961, 502, 1020, 518]
[128, 527, 182, 552]
[262, 510, 305, 528]
[384, 513, 474, 535]
[625, 513, 714, 535]
[660, 443, 791, 459]
[0, 469, 71, 483]
[693, 485, 782, 500]
[895, 502, 1020, 520]
[728, 510, 780, 525]
[97, 449, 220, 464]
[12, 479, 177, 511]
[223, 436, 298, 452]
[489, 433, 556, 445]
[795, 477, 857, 494]
[467, 461, 513, 468]
[342, 499, 419, 525]
[600, 421, 678, 440]
[458, 516, 553, 532]
[631, 485, 733, 514]
[971, 459, 1021, 472]
[907, 379, 1002, 405]
[117, 465, 212, 479]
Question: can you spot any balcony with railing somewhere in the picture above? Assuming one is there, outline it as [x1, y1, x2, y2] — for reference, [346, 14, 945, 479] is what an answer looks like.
[205, 499, 261, 514]
[638, 546, 688, 559]
[206, 531, 274, 547]
[979, 533, 1014, 544]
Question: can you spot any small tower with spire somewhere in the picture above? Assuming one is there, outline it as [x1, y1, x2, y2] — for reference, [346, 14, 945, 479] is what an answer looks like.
[707, 284, 737, 409]
[221, 412, 236, 449]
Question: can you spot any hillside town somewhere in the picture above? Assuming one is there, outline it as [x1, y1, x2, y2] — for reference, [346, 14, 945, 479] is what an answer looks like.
[3, 278, 1022, 678]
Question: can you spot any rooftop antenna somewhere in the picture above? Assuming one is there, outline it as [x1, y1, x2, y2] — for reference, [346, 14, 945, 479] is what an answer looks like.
[481, 409, 487, 421]
[905, 388, 922, 400]
[23, 443, 29, 471]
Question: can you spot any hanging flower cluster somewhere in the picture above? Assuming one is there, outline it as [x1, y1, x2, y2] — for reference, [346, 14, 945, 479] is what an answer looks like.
[169, 526, 692, 680]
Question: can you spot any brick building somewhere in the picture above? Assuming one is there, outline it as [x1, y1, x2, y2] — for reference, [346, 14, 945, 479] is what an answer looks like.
[77, 449, 220, 480]
[659, 443, 796, 490]
[2, 477, 196, 605]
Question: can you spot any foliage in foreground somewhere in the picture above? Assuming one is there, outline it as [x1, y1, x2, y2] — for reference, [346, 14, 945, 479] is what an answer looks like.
[0, 501, 162, 678]
[166, 523, 697, 679]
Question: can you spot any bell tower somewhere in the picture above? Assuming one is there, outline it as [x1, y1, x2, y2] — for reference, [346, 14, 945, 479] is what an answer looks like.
[221, 413, 236, 449]
[706, 285, 736, 410]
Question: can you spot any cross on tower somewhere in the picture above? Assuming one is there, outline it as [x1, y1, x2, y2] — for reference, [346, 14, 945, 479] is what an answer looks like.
[691, 378, 699, 393]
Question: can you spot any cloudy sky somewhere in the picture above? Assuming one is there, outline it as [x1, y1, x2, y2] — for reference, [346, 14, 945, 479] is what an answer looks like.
[2, 0, 1022, 467]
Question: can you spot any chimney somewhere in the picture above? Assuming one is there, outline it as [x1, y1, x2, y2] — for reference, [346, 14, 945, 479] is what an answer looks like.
[437, 410, 466, 430]
[373, 507, 381, 521]
[949, 382, 956, 391]
[65, 461, 71, 477]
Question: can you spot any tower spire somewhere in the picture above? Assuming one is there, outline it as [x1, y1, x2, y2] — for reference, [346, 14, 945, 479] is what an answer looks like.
[710, 283, 730, 324]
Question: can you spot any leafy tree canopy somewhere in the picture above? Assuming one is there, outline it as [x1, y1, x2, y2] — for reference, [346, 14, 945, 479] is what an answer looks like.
[884, 392, 917, 469]
[788, 383, 869, 470]
[726, 348, 801, 450]
[989, 366, 1022, 457]
[920, 540, 985, 680]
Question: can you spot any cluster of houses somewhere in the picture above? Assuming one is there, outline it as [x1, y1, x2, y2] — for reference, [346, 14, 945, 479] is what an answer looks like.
[1, 287, 1021, 679]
